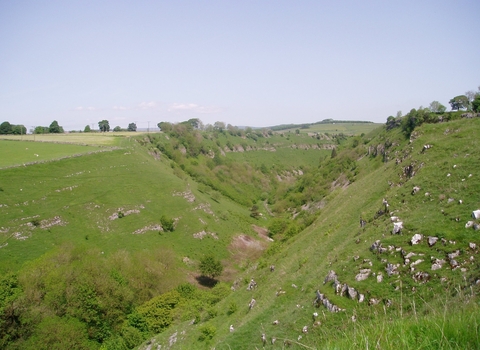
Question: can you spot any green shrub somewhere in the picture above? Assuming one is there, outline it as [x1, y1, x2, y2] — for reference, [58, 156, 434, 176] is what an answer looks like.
[198, 325, 216, 341]
[226, 301, 237, 315]
[160, 215, 175, 232]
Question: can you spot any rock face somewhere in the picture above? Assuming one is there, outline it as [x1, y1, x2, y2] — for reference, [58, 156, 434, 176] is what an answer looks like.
[314, 291, 344, 313]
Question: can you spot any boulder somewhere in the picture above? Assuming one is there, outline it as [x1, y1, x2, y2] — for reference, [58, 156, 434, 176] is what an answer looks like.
[355, 269, 371, 281]
[472, 210, 480, 220]
[347, 286, 358, 300]
[323, 270, 338, 284]
[428, 236, 438, 247]
[450, 259, 459, 269]
[431, 258, 445, 271]
[412, 186, 421, 195]
[392, 222, 403, 234]
[411, 234, 423, 245]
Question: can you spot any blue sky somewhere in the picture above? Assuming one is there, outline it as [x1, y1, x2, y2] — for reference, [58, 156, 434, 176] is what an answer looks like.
[1, 0, 479, 131]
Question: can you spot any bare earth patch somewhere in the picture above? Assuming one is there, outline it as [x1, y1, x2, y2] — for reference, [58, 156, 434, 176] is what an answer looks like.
[227, 234, 267, 270]
[252, 225, 272, 241]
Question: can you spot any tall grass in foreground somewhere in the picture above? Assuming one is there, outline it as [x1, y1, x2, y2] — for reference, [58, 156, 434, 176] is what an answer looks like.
[326, 291, 479, 350]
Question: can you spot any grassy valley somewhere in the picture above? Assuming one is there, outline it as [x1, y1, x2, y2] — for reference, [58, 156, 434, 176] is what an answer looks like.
[0, 116, 479, 349]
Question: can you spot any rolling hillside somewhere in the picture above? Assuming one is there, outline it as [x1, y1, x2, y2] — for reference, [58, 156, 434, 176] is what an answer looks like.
[141, 117, 480, 349]
[0, 119, 479, 349]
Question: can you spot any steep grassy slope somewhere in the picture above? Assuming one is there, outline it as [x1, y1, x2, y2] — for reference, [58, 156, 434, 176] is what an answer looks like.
[143, 118, 480, 349]
[0, 137, 264, 273]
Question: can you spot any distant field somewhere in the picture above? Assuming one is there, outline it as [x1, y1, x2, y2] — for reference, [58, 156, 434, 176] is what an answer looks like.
[295, 122, 382, 135]
[0, 140, 106, 168]
[0, 132, 155, 146]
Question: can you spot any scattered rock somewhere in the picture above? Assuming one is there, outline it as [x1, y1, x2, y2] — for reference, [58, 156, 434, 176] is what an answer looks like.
[377, 274, 383, 283]
[412, 186, 421, 195]
[431, 257, 445, 270]
[324, 270, 338, 284]
[392, 222, 403, 234]
[386, 263, 399, 276]
[411, 234, 423, 245]
[347, 286, 358, 300]
[412, 271, 430, 283]
[469, 242, 477, 250]
[428, 236, 438, 247]
[355, 269, 371, 281]
[450, 259, 460, 269]
[472, 210, 480, 220]
[447, 250, 460, 260]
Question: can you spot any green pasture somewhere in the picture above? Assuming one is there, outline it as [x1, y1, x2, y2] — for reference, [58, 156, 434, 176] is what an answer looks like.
[0, 131, 151, 146]
[297, 122, 382, 135]
[0, 140, 107, 168]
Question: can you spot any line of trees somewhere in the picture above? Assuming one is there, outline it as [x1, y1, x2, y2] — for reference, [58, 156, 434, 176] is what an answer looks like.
[0, 122, 27, 135]
[386, 86, 480, 137]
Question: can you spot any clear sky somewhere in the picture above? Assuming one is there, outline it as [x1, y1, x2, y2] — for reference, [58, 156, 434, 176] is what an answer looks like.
[1, 0, 479, 131]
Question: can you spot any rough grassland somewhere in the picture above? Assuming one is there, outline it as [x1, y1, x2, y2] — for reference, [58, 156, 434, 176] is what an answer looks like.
[143, 118, 480, 350]
[0, 138, 256, 275]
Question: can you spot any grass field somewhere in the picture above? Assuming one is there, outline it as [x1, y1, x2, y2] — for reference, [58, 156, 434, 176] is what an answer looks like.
[0, 131, 153, 146]
[0, 140, 109, 168]
[298, 122, 382, 135]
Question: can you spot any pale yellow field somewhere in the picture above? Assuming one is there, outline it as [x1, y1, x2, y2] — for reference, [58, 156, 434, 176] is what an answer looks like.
[0, 132, 158, 146]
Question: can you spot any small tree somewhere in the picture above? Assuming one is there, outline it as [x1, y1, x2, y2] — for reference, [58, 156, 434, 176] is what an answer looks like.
[472, 95, 480, 112]
[250, 204, 260, 218]
[98, 120, 110, 132]
[11, 125, 26, 135]
[429, 101, 446, 113]
[84, 125, 91, 132]
[49, 120, 64, 133]
[127, 123, 137, 132]
[0, 121, 12, 134]
[113, 126, 122, 132]
[449, 95, 470, 111]
[199, 255, 223, 279]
